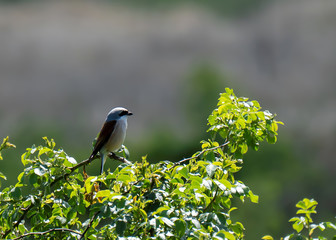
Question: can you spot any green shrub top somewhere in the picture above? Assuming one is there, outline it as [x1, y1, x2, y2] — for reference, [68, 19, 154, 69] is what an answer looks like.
[0, 88, 282, 239]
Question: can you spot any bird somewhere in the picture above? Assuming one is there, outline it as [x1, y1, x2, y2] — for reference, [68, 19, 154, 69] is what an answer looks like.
[89, 107, 133, 175]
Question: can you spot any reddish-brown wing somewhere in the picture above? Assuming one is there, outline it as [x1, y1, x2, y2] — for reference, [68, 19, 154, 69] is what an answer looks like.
[89, 120, 116, 159]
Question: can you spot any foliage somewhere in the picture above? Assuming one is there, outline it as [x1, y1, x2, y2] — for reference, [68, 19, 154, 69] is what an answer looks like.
[263, 198, 336, 240]
[0, 88, 282, 239]
[0, 137, 16, 188]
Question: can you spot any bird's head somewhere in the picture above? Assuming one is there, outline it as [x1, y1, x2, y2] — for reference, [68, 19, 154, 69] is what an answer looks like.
[106, 107, 133, 122]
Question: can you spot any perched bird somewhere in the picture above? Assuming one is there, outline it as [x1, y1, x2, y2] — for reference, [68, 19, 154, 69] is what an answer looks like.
[89, 107, 133, 174]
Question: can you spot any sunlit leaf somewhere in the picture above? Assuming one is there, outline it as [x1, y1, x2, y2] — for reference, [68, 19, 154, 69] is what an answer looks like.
[262, 236, 274, 240]
[206, 163, 218, 177]
[161, 217, 174, 228]
[0, 171, 7, 180]
[175, 219, 186, 237]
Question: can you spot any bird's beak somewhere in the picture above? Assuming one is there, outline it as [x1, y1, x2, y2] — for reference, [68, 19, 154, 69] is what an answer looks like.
[128, 112, 133, 116]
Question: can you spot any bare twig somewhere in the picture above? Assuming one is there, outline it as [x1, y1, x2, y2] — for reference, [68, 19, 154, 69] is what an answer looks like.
[51, 153, 130, 187]
[3, 204, 34, 238]
[11, 228, 82, 240]
[107, 152, 132, 165]
[79, 211, 100, 240]
[169, 141, 229, 170]
[204, 186, 219, 211]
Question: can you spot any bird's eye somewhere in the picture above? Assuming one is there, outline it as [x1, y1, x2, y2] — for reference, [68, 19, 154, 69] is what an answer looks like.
[119, 110, 128, 116]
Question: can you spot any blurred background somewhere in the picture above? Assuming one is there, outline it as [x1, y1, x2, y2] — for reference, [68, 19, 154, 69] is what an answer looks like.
[1, 0, 336, 238]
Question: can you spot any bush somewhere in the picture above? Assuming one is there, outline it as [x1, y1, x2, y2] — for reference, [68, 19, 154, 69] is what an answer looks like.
[0, 88, 282, 239]
[263, 198, 336, 240]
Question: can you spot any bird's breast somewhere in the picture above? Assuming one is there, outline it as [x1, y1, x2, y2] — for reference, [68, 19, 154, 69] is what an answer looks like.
[104, 119, 127, 153]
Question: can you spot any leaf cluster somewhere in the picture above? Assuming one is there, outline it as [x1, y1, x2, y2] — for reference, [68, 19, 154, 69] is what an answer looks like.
[0, 137, 16, 187]
[0, 88, 281, 239]
[263, 198, 336, 240]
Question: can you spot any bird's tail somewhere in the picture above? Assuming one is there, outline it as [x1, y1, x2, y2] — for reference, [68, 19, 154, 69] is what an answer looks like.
[100, 154, 106, 175]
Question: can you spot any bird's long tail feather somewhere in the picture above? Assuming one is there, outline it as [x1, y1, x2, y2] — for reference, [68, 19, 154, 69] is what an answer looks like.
[100, 153, 106, 175]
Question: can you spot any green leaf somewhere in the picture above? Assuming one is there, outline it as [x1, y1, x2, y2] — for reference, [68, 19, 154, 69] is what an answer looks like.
[190, 175, 202, 189]
[10, 187, 22, 200]
[66, 156, 77, 165]
[262, 236, 274, 240]
[178, 166, 189, 179]
[29, 173, 38, 186]
[96, 190, 112, 200]
[224, 231, 236, 240]
[292, 220, 304, 233]
[248, 190, 259, 203]
[202, 178, 213, 190]
[175, 219, 186, 237]
[325, 222, 336, 230]
[230, 221, 245, 235]
[34, 167, 47, 176]
[116, 220, 127, 235]
[191, 218, 201, 229]
[161, 217, 174, 228]
[296, 198, 317, 210]
[206, 163, 218, 177]
[38, 147, 51, 156]
[214, 180, 228, 191]
[266, 131, 277, 144]
[0, 171, 7, 180]
[153, 206, 170, 215]
[240, 143, 248, 154]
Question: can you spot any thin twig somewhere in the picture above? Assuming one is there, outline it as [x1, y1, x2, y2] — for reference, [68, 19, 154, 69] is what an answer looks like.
[3, 204, 34, 238]
[169, 141, 229, 170]
[51, 153, 130, 187]
[79, 211, 100, 240]
[11, 228, 82, 240]
[204, 186, 219, 211]
[107, 152, 132, 165]
[203, 159, 227, 212]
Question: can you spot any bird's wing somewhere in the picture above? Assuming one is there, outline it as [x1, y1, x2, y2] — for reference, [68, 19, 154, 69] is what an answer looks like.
[89, 120, 117, 159]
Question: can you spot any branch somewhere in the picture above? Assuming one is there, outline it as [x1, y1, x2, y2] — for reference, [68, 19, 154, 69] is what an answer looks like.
[169, 141, 229, 170]
[79, 211, 100, 240]
[3, 204, 33, 238]
[204, 160, 227, 212]
[12, 228, 82, 240]
[3, 153, 130, 238]
[51, 153, 131, 187]
[204, 186, 219, 211]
